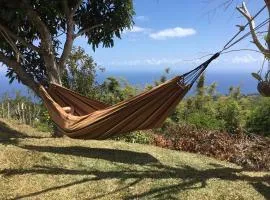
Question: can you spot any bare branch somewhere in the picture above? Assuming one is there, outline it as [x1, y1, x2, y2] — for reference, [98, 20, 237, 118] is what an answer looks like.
[0, 23, 40, 53]
[236, 2, 269, 55]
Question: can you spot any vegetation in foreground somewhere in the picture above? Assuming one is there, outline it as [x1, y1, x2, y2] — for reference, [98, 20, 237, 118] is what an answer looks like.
[0, 119, 269, 200]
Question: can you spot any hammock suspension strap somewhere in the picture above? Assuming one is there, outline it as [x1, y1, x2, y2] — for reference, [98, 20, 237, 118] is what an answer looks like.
[179, 4, 268, 88]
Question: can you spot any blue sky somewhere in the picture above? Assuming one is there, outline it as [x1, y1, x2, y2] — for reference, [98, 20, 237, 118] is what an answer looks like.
[0, 0, 268, 94]
[74, 0, 266, 74]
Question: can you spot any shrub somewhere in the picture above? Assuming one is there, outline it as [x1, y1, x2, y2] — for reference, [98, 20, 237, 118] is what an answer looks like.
[217, 99, 242, 133]
[152, 123, 270, 171]
[246, 97, 270, 136]
[185, 111, 225, 130]
[113, 131, 154, 144]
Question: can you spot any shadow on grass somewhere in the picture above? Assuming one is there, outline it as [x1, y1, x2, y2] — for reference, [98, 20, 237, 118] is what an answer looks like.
[252, 182, 270, 200]
[0, 121, 26, 139]
[1, 144, 269, 199]
[0, 121, 27, 145]
[0, 121, 42, 144]
[21, 145, 160, 165]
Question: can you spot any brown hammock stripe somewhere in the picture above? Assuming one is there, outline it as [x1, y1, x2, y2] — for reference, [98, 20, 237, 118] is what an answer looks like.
[48, 84, 109, 115]
[39, 76, 190, 139]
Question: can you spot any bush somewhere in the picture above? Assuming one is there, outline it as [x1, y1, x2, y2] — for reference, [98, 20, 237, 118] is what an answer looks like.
[113, 131, 154, 144]
[152, 123, 270, 171]
[246, 97, 270, 136]
[217, 99, 242, 133]
[185, 111, 225, 130]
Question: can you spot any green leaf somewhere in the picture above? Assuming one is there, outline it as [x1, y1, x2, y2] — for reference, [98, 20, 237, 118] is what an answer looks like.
[251, 73, 262, 81]
[9, 77, 15, 84]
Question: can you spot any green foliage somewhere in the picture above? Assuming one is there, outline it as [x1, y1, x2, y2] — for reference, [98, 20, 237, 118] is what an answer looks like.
[0, 0, 134, 84]
[186, 111, 225, 130]
[113, 131, 153, 144]
[154, 68, 170, 86]
[173, 77, 248, 133]
[1, 54, 269, 139]
[216, 98, 242, 133]
[62, 47, 101, 98]
[246, 97, 270, 136]
[62, 47, 138, 105]
[99, 77, 138, 104]
[37, 104, 54, 132]
[229, 86, 241, 99]
[196, 73, 205, 96]
[251, 72, 263, 81]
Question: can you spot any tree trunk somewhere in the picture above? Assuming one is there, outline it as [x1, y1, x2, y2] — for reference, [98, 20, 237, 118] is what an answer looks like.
[43, 56, 62, 85]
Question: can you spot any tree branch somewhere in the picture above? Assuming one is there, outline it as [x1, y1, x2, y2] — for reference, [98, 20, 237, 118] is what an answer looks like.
[59, 0, 82, 70]
[0, 23, 40, 53]
[74, 24, 103, 38]
[0, 52, 39, 95]
[21, 0, 62, 84]
[237, 2, 269, 55]
[23, 5, 53, 55]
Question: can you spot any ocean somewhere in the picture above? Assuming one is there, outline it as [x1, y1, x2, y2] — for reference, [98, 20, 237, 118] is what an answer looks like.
[0, 70, 259, 98]
[96, 70, 259, 95]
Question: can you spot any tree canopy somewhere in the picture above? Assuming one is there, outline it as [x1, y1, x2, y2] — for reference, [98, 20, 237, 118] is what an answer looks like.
[0, 0, 134, 95]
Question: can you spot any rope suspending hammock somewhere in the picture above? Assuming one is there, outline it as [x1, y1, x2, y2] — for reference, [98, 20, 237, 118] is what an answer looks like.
[39, 5, 267, 139]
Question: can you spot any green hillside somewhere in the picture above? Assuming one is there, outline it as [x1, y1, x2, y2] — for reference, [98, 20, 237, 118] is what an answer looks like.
[0, 118, 269, 200]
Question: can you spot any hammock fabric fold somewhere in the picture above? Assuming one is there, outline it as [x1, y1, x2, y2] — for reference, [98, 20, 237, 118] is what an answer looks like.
[39, 53, 220, 139]
[39, 76, 190, 139]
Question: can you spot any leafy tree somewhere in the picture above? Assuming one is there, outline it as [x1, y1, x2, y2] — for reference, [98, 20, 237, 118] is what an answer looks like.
[154, 68, 170, 86]
[193, 73, 206, 110]
[229, 86, 241, 100]
[99, 77, 137, 104]
[196, 73, 205, 96]
[0, 0, 134, 95]
[62, 47, 103, 98]
[207, 82, 217, 97]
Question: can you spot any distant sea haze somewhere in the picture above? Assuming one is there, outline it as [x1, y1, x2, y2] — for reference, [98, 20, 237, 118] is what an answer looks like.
[0, 70, 259, 97]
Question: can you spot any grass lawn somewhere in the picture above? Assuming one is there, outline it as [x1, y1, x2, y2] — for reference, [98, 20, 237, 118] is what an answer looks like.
[0, 118, 269, 200]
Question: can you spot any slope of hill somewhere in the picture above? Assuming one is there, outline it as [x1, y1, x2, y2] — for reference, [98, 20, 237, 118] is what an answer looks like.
[0, 118, 269, 200]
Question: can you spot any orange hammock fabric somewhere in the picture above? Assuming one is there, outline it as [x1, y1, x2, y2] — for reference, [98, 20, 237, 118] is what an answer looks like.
[38, 53, 220, 139]
[39, 76, 190, 139]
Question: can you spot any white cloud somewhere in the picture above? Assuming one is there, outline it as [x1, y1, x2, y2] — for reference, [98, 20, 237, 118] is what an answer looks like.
[108, 57, 204, 67]
[149, 27, 196, 40]
[123, 26, 149, 34]
[106, 54, 263, 68]
[135, 15, 149, 22]
[230, 54, 263, 64]
[129, 26, 146, 33]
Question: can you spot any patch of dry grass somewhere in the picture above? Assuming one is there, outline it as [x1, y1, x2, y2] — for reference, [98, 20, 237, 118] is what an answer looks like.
[0, 119, 269, 200]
